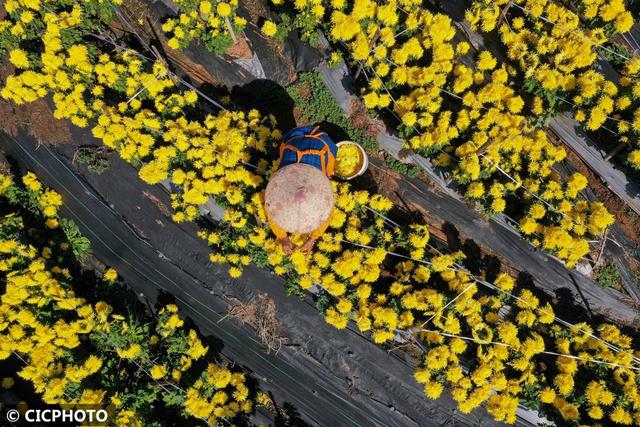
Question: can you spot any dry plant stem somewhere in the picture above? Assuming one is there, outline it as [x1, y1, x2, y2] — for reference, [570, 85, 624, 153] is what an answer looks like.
[227, 294, 288, 354]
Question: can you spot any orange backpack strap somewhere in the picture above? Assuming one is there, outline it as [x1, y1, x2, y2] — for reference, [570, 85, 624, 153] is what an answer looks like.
[303, 128, 336, 176]
[325, 145, 335, 176]
[279, 127, 336, 176]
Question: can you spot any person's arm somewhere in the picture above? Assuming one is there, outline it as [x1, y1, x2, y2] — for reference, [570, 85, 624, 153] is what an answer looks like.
[267, 210, 294, 254]
[299, 213, 332, 254]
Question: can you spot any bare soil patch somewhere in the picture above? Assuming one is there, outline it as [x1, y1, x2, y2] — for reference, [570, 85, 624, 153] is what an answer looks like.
[226, 36, 253, 59]
[292, 106, 304, 126]
[143, 190, 173, 217]
[348, 99, 381, 138]
[0, 155, 10, 175]
[0, 62, 72, 145]
[242, 0, 270, 22]
[115, 0, 220, 86]
[296, 80, 312, 99]
[367, 154, 401, 195]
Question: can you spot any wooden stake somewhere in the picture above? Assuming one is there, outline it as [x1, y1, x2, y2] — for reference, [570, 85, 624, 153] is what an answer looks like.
[213, 0, 237, 43]
[225, 17, 238, 43]
[593, 227, 608, 269]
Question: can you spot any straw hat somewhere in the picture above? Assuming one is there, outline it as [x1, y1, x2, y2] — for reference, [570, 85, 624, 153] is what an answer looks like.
[265, 163, 334, 234]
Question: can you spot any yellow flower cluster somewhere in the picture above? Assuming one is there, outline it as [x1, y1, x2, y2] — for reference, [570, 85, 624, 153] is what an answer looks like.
[0, 0, 276, 226]
[270, 0, 613, 266]
[335, 143, 363, 178]
[103, 267, 118, 282]
[162, 0, 247, 54]
[468, 0, 632, 36]
[0, 171, 257, 426]
[0, 3, 151, 129]
[1, 2, 637, 425]
[184, 364, 253, 421]
[96, 91, 273, 223]
[468, 0, 640, 170]
[261, 20, 278, 37]
[12, 172, 63, 229]
[611, 55, 640, 170]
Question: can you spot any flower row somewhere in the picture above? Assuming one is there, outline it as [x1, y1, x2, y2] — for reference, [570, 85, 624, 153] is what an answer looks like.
[0, 171, 260, 425]
[0, 1, 638, 425]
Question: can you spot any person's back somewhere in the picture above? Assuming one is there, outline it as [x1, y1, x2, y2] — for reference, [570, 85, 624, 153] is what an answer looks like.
[265, 125, 338, 254]
[279, 125, 338, 176]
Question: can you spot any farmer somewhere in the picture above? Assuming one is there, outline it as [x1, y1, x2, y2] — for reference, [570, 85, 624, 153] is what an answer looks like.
[264, 125, 337, 255]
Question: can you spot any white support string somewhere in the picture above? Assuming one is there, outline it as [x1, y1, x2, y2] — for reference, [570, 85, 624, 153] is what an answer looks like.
[336, 236, 640, 367]
[497, 7, 636, 131]
[623, 31, 640, 53]
[343, 34, 621, 260]
[126, 73, 162, 104]
[88, 29, 227, 112]
[410, 330, 640, 371]
[346, 13, 630, 230]
[417, 281, 476, 329]
[509, 1, 637, 62]
[359, 55, 582, 214]
[130, 359, 214, 426]
[13, 352, 76, 402]
[35, 0, 640, 370]
[81, 10, 632, 366]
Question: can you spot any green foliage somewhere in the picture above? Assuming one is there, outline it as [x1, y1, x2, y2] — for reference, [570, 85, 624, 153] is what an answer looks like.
[204, 33, 235, 56]
[249, 244, 269, 268]
[271, 8, 319, 46]
[75, 146, 112, 174]
[314, 291, 331, 313]
[291, 12, 319, 46]
[523, 77, 563, 127]
[594, 263, 621, 288]
[161, 1, 245, 56]
[520, 383, 543, 411]
[79, 0, 120, 24]
[2, 182, 25, 206]
[60, 217, 92, 261]
[272, 13, 293, 41]
[600, 43, 631, 68]
[384, 153, 421, 178]
[0, 214, 23, 239]
[0, 0, 118, 57]
[287, 72, 378, 152]
[284, 277, 306, 298]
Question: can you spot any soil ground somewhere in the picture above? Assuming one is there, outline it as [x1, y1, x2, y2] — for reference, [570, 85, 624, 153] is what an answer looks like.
[0, 62, 71, 146]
